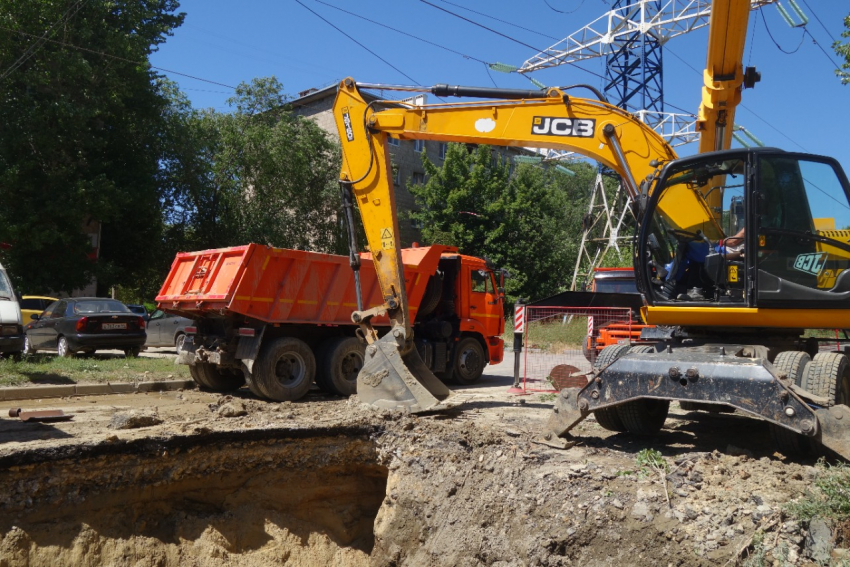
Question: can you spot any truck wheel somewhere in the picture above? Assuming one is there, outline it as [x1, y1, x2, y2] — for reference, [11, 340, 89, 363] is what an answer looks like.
[453, 337, 485, 385]
[416, 274, 443, 319]
[190, 363, 245, 392]
[317, 337, 364, 396]
[240, 362, 268, 398]
[591, 344, 632, 432]
[254, 337, 316, 402]
[617, 399, 670, 436]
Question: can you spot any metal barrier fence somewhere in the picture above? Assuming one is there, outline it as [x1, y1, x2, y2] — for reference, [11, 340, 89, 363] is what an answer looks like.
[521, 306, 637, 393]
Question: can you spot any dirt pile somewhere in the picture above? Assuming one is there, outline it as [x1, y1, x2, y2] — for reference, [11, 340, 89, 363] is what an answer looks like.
[0, 384, 841, 566]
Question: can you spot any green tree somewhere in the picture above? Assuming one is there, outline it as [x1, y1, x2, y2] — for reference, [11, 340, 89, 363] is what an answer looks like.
[409, 144, 592, 303]
[0, 0, 184, 294]
[835, 13, 850, 84]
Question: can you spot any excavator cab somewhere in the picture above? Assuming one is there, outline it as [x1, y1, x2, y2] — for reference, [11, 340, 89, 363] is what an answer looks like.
[638, 148, 850, 320]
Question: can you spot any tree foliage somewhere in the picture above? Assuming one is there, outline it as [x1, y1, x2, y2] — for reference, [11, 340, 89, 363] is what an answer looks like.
[0, 0, 184, 294]
[165, 77, 345, 254]
[835, 14, 850, 85]
[408, 144, 593, 303]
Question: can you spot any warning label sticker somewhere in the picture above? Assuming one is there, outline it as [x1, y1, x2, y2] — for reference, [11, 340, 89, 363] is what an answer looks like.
[381, 228, 394, 250]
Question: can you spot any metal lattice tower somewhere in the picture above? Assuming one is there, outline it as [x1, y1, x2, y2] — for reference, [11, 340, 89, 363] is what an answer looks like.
[517, 0, 783, 288]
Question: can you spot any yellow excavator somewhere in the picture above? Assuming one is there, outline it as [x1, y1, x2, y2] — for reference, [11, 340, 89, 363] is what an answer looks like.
[331, 1, 850, 457]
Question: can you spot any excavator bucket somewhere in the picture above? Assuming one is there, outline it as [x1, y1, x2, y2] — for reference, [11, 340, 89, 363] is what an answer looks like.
[357, 331, 453, 412]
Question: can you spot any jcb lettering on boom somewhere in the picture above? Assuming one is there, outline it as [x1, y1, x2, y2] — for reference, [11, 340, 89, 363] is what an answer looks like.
[531, 116, 595, 138]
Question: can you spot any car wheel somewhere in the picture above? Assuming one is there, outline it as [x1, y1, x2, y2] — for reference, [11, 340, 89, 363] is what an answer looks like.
[174, 333, 186, 355]
[124, 346, 141, 358]
[23, 335, 35, 355]
[57, 336, 73, 358]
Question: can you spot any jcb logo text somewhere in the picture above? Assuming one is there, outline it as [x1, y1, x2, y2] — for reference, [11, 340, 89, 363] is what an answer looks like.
[531, 116, 595, 138]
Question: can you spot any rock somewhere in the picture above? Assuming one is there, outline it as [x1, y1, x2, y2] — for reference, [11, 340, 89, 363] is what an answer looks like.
[806, 517, 833, 564]
[109, 411, 162, 430]
[753, 505, 773, 522]
[726, 445, 754, 458]
[611, 498, 624, 510]
[217, 402, 247, 418]
[631, 501, 652, 521]
[738, 470, 751, 480]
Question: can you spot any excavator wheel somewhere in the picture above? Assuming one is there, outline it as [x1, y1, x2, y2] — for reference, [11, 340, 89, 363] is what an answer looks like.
[769, 351, 815, 456]
[807, 352, 850, 406]
[590, 344, 631, 432]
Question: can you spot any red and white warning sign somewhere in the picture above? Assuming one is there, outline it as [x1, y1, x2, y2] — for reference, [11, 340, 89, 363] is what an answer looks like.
[514, 304, 525, 333]
[587, 315, 594, 338]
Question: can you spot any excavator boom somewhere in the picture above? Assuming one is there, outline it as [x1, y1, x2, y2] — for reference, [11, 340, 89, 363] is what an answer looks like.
[332, 78, 680, 411]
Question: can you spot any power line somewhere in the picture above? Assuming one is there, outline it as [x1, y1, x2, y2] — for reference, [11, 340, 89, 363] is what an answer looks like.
[797, 0, 837, 43]
[311, 0, 491, 66]
[802, 28, 843, 73]
[759, 8, 805, 54]
[0, 26, 236, 89]
[1, 0, 88, 80]
[543, 0, 585, 15]
[432, 0, 562, 41]
[295, 0, 422, 85]
[419, 0, 545, 54]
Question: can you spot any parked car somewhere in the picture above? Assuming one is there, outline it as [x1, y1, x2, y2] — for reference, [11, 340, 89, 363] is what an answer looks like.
[0, 262, 24, 358]
[24, 298, 146, 358]
[144, 309, 193, 353]
[126, 304, 150, 320]
[19, 295, 58, 324]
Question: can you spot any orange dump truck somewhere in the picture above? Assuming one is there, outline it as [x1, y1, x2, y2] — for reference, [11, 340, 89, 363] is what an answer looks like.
[155, 243, 505, 402]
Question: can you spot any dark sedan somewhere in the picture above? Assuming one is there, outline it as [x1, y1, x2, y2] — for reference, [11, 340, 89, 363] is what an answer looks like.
[24, 298, 146, 358]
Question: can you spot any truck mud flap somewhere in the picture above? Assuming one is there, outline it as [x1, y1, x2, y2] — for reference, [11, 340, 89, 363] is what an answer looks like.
[357, 331, 453, 413]
[540, 352, 850, 460]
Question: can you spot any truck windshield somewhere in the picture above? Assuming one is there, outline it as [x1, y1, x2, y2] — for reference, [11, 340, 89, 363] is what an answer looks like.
[0, 270, 12, 299]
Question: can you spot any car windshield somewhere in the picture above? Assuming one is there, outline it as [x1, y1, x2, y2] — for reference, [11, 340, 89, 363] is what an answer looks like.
[0, 270, 12, 299]
[73, 300, 130, 314]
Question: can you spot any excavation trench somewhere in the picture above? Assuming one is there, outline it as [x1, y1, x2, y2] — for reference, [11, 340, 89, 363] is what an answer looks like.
[0, 426, 388, 567]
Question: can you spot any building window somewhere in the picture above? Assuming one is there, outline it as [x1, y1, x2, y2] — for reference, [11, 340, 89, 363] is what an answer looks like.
[387, 136, 400, 147]
[439, 143, 447, 160]
[411, 172, 425, 186]
[392, 164, 401, 185]
[410, 218, 423, 229]
[414, 139, 425, 153]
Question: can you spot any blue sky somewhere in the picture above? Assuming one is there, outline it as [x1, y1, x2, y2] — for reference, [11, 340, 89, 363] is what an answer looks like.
[150, 0, 850, 167]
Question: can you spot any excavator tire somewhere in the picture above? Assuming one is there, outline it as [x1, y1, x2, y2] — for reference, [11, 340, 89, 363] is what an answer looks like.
[316, 336, 364, 396]
[190, 362, 245, 392]
[591, 344, 631, 432]
[769, 351, 815, 456]
[254, 337, 316, 402]
[807, 352, 850, 406]
[618, 399, 670, 436]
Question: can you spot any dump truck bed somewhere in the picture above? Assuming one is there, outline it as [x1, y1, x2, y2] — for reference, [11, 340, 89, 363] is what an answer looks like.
[155, 244, 451, 326]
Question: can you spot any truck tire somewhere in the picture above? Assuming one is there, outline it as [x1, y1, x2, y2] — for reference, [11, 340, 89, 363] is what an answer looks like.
[769, 351, 815, 456]
[416, 273, 443, 319]
[241, 362, 269, 399]
[254, 337, 316, 402]
[317, 337, 364, 396]
[591, 344, 632, 432]
[189, 363, 245, 392]
[453, 337, 486, 385]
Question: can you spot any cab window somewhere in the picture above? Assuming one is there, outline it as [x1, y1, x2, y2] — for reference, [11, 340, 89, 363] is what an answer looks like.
[471, 270, 494, 294]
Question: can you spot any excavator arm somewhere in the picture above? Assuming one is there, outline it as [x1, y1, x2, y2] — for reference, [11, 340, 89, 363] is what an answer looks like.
[332, 78, 683, 411]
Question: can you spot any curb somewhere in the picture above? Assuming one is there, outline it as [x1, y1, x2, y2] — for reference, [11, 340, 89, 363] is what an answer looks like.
[0, 380, 197, 402]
